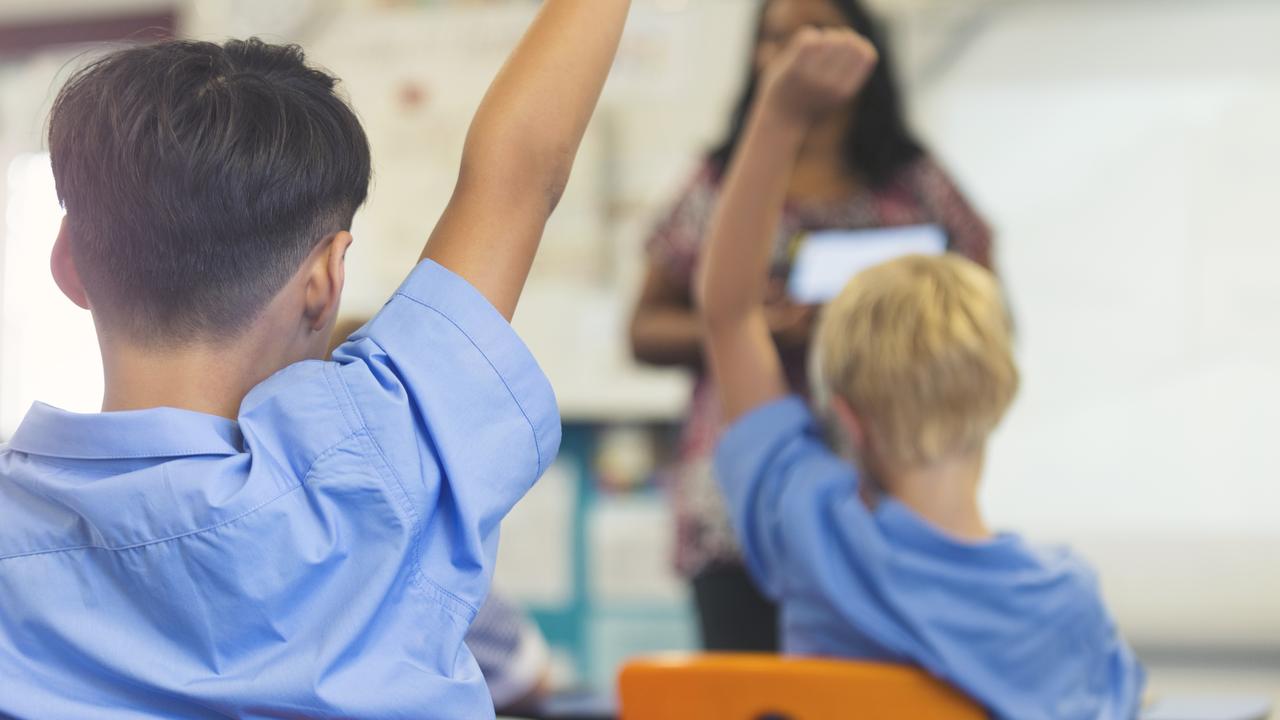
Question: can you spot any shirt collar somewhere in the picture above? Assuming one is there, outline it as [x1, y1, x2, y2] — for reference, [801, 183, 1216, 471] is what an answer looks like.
[8, 402, 243, 460]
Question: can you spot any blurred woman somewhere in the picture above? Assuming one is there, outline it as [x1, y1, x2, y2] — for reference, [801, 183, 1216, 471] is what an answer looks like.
[630, 0, 994, 652]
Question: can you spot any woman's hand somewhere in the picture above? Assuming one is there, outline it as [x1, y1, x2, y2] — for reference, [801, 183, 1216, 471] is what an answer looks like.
[766, 300, 819, 352]
[630, 263, 706, 369]
[760, 27, 879, 127]
[762, 279, 817, 351]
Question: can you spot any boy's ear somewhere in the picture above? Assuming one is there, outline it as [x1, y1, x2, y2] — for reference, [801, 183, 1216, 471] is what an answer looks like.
[831, 394, 867, 456]
[51, 218, 89, 310]
[302, 231, 353, 333]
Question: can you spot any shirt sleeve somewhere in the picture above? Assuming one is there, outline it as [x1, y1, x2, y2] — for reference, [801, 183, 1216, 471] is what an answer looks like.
[713, 396, 861, 600]
[329, 260, 561, 612]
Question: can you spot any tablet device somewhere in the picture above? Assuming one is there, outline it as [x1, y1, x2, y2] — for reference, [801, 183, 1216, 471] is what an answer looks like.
[786, 224, 948, 304]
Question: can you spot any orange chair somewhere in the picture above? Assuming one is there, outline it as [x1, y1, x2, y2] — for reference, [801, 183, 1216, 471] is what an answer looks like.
[617, 653, 986, 720]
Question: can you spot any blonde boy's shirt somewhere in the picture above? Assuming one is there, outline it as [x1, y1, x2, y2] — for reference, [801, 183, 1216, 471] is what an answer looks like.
[0, 260, 560, 719]
[716, 396, 1146, 720]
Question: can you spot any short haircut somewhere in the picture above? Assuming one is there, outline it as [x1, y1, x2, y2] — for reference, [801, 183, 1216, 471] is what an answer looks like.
[815, 254, 1019, 470]
[48, 37, 371, 344]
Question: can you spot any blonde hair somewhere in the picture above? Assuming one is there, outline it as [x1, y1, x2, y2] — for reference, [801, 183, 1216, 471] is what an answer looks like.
[814, 254, 1018, 470]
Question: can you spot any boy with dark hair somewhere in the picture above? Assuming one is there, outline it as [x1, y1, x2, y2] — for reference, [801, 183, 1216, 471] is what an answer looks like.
[0, 2, 630, 717]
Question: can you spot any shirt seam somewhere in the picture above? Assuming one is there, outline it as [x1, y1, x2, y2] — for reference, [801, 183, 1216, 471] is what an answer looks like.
[321, 361, 362, 437]
[0, 433, 358, 562]
[391, 290, 545, 476]
[329, 355, 478, 621]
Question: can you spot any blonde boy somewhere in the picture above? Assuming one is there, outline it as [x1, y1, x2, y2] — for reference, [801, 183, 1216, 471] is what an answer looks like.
[697, 27, 1144, 720]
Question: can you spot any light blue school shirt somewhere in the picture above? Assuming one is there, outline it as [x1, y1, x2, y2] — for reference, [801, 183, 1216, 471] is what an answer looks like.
[715, 397, 1145, 720]
[0, 260, 561, 720]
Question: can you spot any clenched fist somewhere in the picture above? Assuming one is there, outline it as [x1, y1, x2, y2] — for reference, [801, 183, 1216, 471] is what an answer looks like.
[760, 27, 879, 125]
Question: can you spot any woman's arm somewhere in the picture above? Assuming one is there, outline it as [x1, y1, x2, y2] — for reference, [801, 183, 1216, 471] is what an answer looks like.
[631, 262, 821, 371]
[629, 263, 704, 369]
[697, 28, 878, 423]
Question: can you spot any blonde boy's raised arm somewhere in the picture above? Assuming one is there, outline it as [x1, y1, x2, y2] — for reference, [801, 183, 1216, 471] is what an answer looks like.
[422, 0, 632, 320]
[696, 28, 878, 423]
[696, 106, 801, 423]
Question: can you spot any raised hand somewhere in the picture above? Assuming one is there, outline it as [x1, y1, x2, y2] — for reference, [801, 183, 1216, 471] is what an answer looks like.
[697, 27, 876, 422]
[760, 27, 879, 125]
[422, 0, 632, 321]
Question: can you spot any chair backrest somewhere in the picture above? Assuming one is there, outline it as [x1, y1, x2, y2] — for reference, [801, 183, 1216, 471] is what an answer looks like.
[618, 653, 986, 720]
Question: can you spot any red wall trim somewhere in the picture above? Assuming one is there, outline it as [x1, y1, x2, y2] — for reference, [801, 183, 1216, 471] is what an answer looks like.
[0, 9, 177, 58]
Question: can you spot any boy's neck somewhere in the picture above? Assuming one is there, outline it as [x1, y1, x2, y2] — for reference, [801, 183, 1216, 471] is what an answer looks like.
[99, 333, 295, 421]
[885, 450, 992, 543]
[93, 269, 325, 420]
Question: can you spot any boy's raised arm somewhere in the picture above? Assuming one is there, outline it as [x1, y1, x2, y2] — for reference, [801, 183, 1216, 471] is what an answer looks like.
[696, 28, 878, 423]
[422, 0, 632, 320]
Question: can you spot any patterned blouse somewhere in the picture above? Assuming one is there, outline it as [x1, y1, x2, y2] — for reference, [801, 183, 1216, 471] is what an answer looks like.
[645, 155, 994, 578]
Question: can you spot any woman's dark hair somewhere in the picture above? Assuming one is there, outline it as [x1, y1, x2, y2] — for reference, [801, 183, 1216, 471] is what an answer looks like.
[708, 0, 924, 188]
[48, 37, 371, 344]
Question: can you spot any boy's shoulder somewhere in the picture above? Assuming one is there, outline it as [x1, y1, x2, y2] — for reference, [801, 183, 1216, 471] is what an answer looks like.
[1012, 538, 1104, 597]
[241, 359, 362, 460]
[871, 513, 1106, 615]
[326, 260, 561, 479]
[972, 534, 1112, 626]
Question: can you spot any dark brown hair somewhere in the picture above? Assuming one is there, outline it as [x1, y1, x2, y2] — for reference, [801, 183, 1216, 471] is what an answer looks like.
[48, 37, 371, 344]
